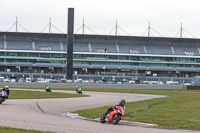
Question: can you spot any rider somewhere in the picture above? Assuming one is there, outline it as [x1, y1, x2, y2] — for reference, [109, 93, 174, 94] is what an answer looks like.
[44, 85, 50, 91]
[1, 85, 9, 98]
[76, 86, 79, 93]
[105, 99, 126, 115]
[44, 84, 48, 88]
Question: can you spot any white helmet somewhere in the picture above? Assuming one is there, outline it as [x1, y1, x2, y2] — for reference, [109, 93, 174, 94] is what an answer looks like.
[5, 85, 9, 89]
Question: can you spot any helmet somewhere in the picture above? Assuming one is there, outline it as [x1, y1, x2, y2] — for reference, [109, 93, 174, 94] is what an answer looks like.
[119, 99, 126, 106]
[76, 86, 78, 88]
[5, 85, 9, 89]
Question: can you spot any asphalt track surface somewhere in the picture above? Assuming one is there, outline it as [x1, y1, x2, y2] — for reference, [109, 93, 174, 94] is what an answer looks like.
[0, 89, 200, 133]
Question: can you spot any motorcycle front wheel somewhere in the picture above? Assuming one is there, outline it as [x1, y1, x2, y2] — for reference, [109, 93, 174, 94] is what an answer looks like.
[112, 114, 121, 125]
[0, 97, 5, 104]
[100, 114, 106, 123]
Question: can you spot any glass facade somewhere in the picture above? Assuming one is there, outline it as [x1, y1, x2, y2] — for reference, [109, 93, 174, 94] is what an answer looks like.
[0, 51, 200, 68]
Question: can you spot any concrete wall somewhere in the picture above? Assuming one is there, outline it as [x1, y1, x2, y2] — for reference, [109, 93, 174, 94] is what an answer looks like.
[1, 82, 186, 90]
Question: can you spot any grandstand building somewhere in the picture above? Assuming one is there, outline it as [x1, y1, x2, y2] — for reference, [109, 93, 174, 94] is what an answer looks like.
[0, 31, 200, 78]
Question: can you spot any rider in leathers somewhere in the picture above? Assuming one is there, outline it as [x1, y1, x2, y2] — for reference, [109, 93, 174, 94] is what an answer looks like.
[105, 99, 126, 115]
[1, 85, 9, 99]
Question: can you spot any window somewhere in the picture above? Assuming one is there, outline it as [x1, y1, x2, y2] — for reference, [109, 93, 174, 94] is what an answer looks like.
[40, 53, 50, 58]
[118, 56, 129, 60]
[74, 54, 84, 59]
[108, 55, 118, 60]
[16, 59, 27, 62]
[96, 55, 107, 60]
[7, 52, 17, 57]
[130, 56, 140, 61]
[29, 53, 39, 57]
[17, 52, 24, 57]
[52, 53, 62, 58]
[0, 52, 5, 56]
[6, 59, 16, 62]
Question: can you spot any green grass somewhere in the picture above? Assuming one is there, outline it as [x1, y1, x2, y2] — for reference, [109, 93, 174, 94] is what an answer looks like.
[73, 89, 200, 130]
[9, 90, 88, 99]
[0, 126, 53, 133]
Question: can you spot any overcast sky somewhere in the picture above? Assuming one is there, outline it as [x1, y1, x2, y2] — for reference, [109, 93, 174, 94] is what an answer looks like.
[1, 0, 200, 38]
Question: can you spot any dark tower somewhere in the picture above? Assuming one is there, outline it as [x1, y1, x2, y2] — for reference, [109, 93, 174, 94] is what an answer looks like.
[67, 8, 74, 80]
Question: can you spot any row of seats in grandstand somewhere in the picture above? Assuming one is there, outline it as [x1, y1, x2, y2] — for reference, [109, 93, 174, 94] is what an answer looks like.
[173, 45, 198, 55]
[6, 40, 32, 50]
[1, 40, 199, 55]
[0, 40, 4, 49]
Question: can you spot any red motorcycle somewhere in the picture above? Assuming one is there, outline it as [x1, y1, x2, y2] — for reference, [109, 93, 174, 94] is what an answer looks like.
[100, 105, 125, 124]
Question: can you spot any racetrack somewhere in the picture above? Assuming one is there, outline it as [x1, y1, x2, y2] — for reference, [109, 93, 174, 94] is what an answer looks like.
[0, 89, 199, 133]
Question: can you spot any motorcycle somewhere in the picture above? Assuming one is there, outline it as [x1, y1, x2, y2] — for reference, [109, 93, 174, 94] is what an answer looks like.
[0, 90, 8, 104]
[76, 88, 82, 94]
[45, 86, 52, 92]
[100, 105, 125, 125]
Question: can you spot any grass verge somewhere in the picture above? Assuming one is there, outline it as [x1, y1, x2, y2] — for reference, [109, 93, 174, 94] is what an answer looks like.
[0, 126, 53, 133]
[9, 90, 88, 99]
[73, 89, 200, 131]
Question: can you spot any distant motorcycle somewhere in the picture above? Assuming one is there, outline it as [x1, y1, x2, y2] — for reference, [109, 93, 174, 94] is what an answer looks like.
[100, 105, 125, 124]
[76, 88, 82, 94]
[45, 86, 52, 92]
[0, 90, 8, 104]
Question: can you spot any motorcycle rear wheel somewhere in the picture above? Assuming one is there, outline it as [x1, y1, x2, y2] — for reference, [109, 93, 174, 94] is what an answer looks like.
[112, 114, 121, 125]
[100, 114, 106, 123]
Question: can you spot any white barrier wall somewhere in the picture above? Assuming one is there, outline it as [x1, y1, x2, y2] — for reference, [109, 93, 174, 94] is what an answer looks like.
[0, 82, 185, 90]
